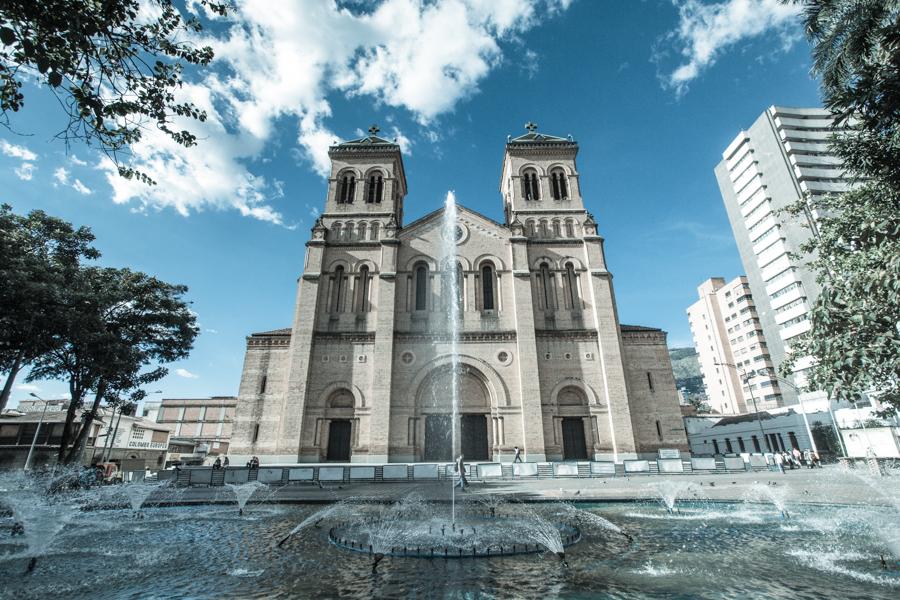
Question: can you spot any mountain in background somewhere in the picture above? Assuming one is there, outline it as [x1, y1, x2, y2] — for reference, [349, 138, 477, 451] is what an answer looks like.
[668, 347, 705, 399]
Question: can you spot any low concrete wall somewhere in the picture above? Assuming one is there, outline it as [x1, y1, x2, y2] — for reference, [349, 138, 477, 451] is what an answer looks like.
[624, 460, 650, 473]
[657, 458, 684, 473]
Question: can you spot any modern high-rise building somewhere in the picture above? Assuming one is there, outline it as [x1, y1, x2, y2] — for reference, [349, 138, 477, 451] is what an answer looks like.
[714, 106, 851, 409]
[687, 277, 783, 415]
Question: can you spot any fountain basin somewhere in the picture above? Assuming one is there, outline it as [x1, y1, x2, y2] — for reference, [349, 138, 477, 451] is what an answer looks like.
[328, 515, 581, 558]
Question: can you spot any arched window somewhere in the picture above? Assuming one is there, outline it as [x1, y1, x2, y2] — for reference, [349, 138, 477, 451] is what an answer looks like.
[414, 263, 429, 311]
[521, 169, 540, 201]
[540, 262, 555, 310]
[332, 222, 343, 241]
[366, 172, 384, 203]
[344, 221, 354, 241]
[369, 222, 379, 240]
[539, 219, 549, 238]
[331, 266, 345, 313]
[337, 173, 356, 204]
[564, 219, 575, 238]
[550, 168, 568, 200]
[565, 262, 579, 309]
[481, 263, 496, 311]
[357, 222, 367, 240]
[527, 220, 537, 237]
[357, 266, 370, 312]
[552, 220, 561, 237]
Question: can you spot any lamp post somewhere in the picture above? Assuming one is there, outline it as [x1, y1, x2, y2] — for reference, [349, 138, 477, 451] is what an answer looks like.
[714, 361, 772, 453]
[24, 393, 59, 471]
[767, 373, 849, 457]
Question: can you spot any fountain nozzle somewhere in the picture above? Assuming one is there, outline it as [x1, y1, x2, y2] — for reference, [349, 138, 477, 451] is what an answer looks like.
[372, 553, 385, 573]
[25, 556, 37, 574]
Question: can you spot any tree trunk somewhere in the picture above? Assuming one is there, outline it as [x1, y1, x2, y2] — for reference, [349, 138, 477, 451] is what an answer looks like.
[64, 382, 106, 465]
[0, 350, 24, 414]
[57, 382, 83, 464]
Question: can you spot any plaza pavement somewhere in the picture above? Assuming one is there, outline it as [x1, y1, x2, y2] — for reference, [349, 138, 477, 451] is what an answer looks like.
[152, 465, 898, 508]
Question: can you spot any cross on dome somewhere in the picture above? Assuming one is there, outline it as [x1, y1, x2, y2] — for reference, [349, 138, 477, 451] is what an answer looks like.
[525, 121, 538, 133]
[368, 124, 380, 136]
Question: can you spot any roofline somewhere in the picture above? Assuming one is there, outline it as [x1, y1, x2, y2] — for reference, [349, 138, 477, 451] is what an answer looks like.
[400, 201, 508, 234]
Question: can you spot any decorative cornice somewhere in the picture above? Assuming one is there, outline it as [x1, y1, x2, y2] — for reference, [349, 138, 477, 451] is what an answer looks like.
[379, 272, 397, 280]
[302, 273, 321, 281]
[535, 328, 598, 341]
[527, 239, 585, 246]
[247, 336, 291, 348]
[314, 332, 377, 343]
[395, 331, 517, 343]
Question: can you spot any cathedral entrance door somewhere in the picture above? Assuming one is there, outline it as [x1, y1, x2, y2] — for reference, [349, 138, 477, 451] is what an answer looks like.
[326, 420, 351, 461]
[561, 418, 588, 460]
[461, 414, 488, 461]
[424, 415, 452, 461]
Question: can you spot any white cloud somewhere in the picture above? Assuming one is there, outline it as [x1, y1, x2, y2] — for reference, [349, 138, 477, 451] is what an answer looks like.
[659, 0, 800, 96]
[69, 155, 88, 166]
[102, 0, 570, 221]
[175, 368, 199, 379]
[15, 383, 41, 392]
[0, 139, 38, 161]
[54, 167, 70, 185]
[204, 328, 218, 334]
[71, 179, 92, 195]
[14, 163, 34, 181]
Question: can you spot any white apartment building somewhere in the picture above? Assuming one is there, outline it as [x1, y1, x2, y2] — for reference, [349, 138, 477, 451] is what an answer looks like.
[715, 106, 851, 409]
[687, 277, 783, 415]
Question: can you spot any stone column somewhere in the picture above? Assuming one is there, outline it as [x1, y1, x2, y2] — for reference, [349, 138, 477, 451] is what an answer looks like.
[364, 234, 400, 462]
[581, 230, 637, 461]
[510, 234, 546, 461]
[280, 238, 326, 463]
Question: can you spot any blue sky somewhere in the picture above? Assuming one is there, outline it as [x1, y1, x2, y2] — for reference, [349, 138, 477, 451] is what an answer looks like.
[2, 0, 821, 405]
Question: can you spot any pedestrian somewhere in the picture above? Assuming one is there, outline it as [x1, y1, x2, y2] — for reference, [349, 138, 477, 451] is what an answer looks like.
[223, 456, 230, 468]
[213, 456, 222, 469]
[250, 456, 260, 470]
[803, 448, 813, 468]
[513, 446, 523, 463]
[454, 454, 467, 491]
[773, 451, 785, 474]
[812, 450, 821, 468]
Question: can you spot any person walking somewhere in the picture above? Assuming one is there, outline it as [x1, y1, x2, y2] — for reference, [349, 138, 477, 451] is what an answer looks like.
[454, 454, 467, 491]
[803, 448, 813, 468]
[773, 451, 785, 474]
[792, 447, 802, 468]
[513, 446, 523, 463]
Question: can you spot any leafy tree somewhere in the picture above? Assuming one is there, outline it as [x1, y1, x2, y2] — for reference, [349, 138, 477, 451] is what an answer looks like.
[0, 0, 226, 183]
[27, 266, 198, 463]
[781, 1, 900, 415]
[0, 204, 99, 413]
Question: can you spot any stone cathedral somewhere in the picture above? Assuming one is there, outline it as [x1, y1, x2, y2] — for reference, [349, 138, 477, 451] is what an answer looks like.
[230, 124, 688, 464]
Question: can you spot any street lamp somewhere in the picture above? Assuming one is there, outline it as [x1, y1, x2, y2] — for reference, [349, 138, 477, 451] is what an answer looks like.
[24, 393, 60, 471]
[767, 372, 849, 457]
[714, 361, 772, 453]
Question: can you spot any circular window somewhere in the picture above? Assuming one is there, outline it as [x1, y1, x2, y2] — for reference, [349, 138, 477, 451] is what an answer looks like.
[564, 352, 572, 360]
[496, 350, 513, 366]
[401, 351, 415, 365]
[442, 222, 469, 244]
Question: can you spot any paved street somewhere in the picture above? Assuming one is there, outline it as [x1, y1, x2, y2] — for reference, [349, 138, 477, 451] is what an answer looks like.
[150, 465, 899, 508]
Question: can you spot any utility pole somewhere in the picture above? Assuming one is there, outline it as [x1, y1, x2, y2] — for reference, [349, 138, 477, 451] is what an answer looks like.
[715, 362, 771, 452]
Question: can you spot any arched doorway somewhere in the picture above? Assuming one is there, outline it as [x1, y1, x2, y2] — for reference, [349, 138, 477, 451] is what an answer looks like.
[557, 386, 589, 461]
[325, 389, 354, 461]
[418, 364, 491, 461]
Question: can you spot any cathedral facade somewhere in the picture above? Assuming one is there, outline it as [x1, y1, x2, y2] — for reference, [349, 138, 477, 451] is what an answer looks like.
[230, 125, 688, 464]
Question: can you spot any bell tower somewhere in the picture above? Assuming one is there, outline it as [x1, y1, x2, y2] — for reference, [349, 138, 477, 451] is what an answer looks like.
[500, 122, 584, 226]
[322, 125, 408, 230]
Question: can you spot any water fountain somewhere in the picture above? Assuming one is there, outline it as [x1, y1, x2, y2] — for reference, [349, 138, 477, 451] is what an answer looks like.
[440, 191, 462, 523]
[653, 480, 700, 514]
[745, 482, 790, 519]
[226, 480, 267, 516]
